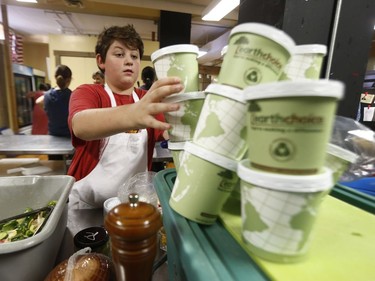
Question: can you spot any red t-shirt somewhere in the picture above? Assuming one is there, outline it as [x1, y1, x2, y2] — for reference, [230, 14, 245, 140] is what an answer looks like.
[67, 84, 165, 181]
[30, 91, 48, 135]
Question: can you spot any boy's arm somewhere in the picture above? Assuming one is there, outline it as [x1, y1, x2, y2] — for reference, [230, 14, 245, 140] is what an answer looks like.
[71, 77, 182, 141]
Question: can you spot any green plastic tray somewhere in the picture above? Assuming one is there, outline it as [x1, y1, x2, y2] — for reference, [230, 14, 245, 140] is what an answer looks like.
[330, 183, 375, 214]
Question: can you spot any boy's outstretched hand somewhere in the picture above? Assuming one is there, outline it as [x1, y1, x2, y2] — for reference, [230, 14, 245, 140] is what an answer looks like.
[132, 77, 183, 130]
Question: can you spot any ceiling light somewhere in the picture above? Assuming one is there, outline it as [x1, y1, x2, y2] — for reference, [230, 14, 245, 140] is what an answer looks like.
[202, 0, 240, 21]
[16, 0, 38, 3]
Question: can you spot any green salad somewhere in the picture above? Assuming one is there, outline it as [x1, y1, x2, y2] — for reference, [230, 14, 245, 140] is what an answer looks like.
[0, 200, 57, 243]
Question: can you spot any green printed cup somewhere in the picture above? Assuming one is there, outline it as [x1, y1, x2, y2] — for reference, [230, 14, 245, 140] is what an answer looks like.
[279, 44, 327, 81]
[325, 143, 358, 183]
[218, 23, 295, 89]
[164, 91, 205, 142]
[168, 141, 186, 172]
[243, 80, 345, 175]
[169, 142, 239, 225]
[192, 84, 248, 160]
[238, 159, 333, 263]
[151, 44, 200, 93]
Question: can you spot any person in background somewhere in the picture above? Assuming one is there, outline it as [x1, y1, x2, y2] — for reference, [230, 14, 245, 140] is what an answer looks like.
[26, 83, 50, 135]
[67, 24, 182, 209]
[92, 70, 105, 85]
[139, 66, 156, 90]
[36, 64, 72, 138]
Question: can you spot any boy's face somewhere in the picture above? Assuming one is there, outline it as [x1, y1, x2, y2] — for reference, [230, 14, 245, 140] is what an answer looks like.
[97, 40, 140, 93]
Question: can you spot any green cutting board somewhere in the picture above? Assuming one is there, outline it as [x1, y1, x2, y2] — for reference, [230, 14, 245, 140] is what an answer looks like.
[219, 195, 375, 281]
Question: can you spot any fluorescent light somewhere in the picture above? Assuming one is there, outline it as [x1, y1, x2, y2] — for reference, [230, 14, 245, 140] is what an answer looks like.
[202, 0, 240, 21]
[17, 0, 38, 3]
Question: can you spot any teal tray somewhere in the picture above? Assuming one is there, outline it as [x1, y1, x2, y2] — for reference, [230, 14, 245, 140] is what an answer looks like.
[154, 168, 269, 281]
[331, 183, 375, 214]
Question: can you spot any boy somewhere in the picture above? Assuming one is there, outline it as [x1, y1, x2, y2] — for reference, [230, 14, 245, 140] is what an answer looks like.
[68, 25, 182, 208]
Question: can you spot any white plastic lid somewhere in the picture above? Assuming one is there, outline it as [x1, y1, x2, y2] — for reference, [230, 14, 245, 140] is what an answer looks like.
[168, 141, 186, 150]
[164, 91, 205, 103]
[204, 83, 245, 103]
[184, 142, 238, 172]
[230, 23, 295, 55]
[237, 159, 333, 192]
[243, 79, 345, 100]
[151, 44, 199, 62]
[103, 197, 121, 213]
[293, 44, 327, 55]
[327, 143, 359, 163]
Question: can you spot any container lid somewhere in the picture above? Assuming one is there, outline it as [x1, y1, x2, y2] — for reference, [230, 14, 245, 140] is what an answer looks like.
[243, 79, 345, 100]
[230, 23, 295, 55]
[74, 226, 109, 249]
[237, 159, 333, 192]
[164, 91, 205, 103]
[151, 44, 199, 62]
[293, 44, 327, 55]
[168, 141, 186, 150]
[205, 83, 245, 103]
[327, 143, 359, 163]
[184, 142, 238, 172]
[103, 196, 121, 214]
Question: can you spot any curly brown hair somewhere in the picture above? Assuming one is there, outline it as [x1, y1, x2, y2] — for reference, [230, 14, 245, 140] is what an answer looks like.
[95, 25, 144, 72]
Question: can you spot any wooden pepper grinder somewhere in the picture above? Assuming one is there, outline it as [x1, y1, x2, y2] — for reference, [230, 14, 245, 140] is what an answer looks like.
[105, 193, 162, 281]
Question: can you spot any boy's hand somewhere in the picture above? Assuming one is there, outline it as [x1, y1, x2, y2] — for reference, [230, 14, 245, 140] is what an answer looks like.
[133, 77, 184, 130]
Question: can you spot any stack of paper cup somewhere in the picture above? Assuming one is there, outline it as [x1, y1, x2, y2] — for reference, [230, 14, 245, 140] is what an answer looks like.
[163, 91, 205, 142]
[279, 44, 327, 81]
[238, 159, 333, 263]
[243, 79, 345, 175]
[168, 23, 296, 225]
[218, 23, 295, 89]
[169, 142, 239, 225]
[151, 44, 200, 93]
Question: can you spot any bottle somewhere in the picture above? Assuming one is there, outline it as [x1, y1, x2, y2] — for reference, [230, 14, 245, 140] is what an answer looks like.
[73, 226, 110, 257]
[104, 193, 162, 281]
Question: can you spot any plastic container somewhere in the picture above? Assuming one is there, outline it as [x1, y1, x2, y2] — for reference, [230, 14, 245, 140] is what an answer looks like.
[0, 175, 75, 281]
[74, 226, 110, 257]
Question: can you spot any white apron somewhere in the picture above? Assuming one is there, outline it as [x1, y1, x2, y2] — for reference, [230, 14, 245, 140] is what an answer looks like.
[69, 85, 148, 209]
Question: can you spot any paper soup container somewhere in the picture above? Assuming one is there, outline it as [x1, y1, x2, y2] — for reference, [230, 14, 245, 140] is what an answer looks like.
[151, 44, 200, 93]
[168, 141, 186, 172]
[164, 91, 205, 142]
[169, 142, 239, 225]
[244, 80, 345, 175]
[192, 83, 248, 160]
[325, 143, 358, 183]
[218, 23, 295, 89]
[238, 159, 333, 263]
[280, 44, 327, 81]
